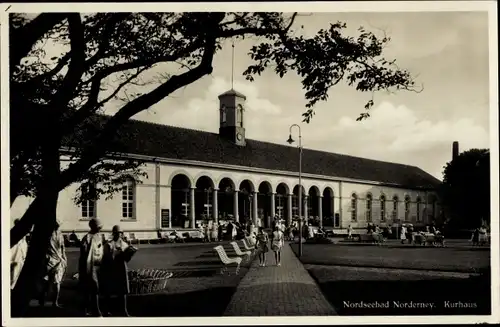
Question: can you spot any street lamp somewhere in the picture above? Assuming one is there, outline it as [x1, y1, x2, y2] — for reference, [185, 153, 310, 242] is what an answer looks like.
[287, 124, 303, 257]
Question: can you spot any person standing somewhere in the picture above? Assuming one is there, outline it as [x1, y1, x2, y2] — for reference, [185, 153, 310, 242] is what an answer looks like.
[218, 223, 224, 242]
[79, 218, 105, 317]
[400, 224, 407, 244]
[11, 219, 28, 290]
[256, 227, 269, 267]
[101, 225, 137, 317]
[211, 221, 218, 242]
[39, 221, 67, 308]
[347, 225, 353, 240]
[271, 226, 284, 266]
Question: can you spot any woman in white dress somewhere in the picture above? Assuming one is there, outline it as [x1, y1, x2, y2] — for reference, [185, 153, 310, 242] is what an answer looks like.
[271, 226, 284, 266]
[39, 222, 67, 308]
[400, 225, 407, 244]
[11, 219, 28, 290]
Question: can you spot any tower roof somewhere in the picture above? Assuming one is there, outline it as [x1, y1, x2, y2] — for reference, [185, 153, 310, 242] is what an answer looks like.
[218, 89, 246, 100]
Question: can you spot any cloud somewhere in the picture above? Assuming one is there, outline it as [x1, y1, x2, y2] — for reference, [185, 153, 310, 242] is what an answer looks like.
[148, 77, 284, 133]
[331, 101, 489, 153]
[131, 80, 489, 181]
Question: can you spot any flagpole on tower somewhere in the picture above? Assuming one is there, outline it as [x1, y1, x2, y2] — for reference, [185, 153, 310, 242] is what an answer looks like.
[231, 41, 235, 90]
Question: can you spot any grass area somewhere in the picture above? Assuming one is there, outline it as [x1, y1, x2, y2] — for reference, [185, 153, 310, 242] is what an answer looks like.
[290, 242, 490, 273]
[291, 243, 491, 315]
[22, 243, 252, 317]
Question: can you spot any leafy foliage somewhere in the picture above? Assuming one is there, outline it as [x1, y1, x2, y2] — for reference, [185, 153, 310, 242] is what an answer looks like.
[441, 149, 490, 229]
[10, 11, 418, 232]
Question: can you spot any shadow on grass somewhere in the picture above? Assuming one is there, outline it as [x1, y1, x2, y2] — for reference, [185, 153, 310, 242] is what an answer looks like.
[307, 271, 491, 315]
[127, 286, 237, 317]
[21, 286, 238, 317]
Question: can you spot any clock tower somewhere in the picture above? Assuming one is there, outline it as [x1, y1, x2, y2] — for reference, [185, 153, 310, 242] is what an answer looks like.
[218, 88, 246, 146]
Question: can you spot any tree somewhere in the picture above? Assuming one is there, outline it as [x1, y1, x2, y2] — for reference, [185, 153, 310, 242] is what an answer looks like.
[441, 149, 490, 230]
[9, 12, 420, 315]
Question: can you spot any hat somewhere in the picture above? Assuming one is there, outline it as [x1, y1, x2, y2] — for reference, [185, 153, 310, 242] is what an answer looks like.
[112, 225, 122, 233]
[89, 218, 103, 229]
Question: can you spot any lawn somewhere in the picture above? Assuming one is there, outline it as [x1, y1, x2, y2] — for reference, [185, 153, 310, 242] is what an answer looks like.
[291, 243, 491, 315]
[22, 242, 251, 317]
[290, 242, 490, 273]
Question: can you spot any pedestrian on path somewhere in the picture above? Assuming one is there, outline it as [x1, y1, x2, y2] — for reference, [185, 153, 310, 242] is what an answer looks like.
[255, 227, 269, 267]
[10, 219, 28, 290]
[101, 225, 137, 317]
[271, 225, 284, 266]
[79, 218, 105, 317]
[38, 221, 67, 308]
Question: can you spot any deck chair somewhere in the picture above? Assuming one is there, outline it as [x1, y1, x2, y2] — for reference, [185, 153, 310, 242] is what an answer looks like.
[213, 245, 242, 275]
[242, 238, 255, 253]
[230, 241, 252, 263]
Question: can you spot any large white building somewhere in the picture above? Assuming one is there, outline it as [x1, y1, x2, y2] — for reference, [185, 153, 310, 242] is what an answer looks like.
[11, 88, 443, 240]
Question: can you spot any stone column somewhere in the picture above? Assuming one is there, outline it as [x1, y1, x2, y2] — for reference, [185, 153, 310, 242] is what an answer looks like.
[287, 194, 293, 225]
[270, 193, 276, 219]
[318, 195, 323, 228]
[234, 190, 239, 223]
[252, 192, 258, 225]
[213, 189, 219, 223]
[304, 195, 309, 222]
[190, 187, 196, 228]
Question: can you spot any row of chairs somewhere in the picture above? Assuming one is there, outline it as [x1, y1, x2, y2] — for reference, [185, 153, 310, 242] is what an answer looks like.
[213, 236, 257, 275]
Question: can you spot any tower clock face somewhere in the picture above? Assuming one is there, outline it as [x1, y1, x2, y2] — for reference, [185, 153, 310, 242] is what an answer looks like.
[237, 133, 243, 141]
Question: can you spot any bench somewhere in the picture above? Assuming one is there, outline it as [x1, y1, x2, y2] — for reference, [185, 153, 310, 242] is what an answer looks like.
[242, 238, 255, 253]
[230, 241, 252, 263]
[358, 233, 384, 245]
[213, 245, 242, 275]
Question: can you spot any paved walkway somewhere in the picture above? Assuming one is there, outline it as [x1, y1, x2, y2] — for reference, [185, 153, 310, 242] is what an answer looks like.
[223, 243, 337, 316]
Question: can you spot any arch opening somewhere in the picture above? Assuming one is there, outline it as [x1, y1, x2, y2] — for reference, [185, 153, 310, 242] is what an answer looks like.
[322, 187, 335, 227]
[195, 176, 215, 222]
[171, 174, 192, 228]
[218, 177, 236, 221]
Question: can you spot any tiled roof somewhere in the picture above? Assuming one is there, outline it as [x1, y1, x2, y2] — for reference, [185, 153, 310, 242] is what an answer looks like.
[63, 116, 442, 190]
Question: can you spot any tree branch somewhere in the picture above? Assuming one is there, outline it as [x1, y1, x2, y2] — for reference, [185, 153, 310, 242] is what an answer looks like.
[58, 34, 218, 190]
[10, 13, 68, 68]
[49, 14, 86, 112]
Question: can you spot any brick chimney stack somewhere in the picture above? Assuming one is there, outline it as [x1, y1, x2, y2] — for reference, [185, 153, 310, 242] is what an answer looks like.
[452, 141, 459, 160]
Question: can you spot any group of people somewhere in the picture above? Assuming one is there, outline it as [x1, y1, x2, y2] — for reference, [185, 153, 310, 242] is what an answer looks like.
[471, 225, 489, 246]
[77, 218, 137, 317]
[254, 225, 285, 267]
[10, 219, 68, 308]
[10, 217, 137, 317]
[200, 220, 247, 242]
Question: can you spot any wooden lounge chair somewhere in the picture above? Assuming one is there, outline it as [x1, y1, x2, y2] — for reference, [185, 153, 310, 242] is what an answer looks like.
[213, 245, 242, 275]
[242, 238, 255, 253]
[230, 241, 252, 263]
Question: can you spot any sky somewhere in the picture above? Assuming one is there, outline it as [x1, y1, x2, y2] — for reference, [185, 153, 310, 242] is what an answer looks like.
[12, 10, 492, 180]
[110, 11, 490, 181]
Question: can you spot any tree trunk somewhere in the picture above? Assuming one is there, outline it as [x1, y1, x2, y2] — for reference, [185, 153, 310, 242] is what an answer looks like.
[11, 133, 61, 316]
[10, 190, 59, 317]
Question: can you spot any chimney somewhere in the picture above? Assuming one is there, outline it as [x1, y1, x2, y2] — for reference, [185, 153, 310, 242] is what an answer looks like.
[452, 141, 459, 160]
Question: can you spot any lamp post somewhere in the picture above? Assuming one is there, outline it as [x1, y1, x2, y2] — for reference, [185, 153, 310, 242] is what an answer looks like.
[287, 124, 303, 257]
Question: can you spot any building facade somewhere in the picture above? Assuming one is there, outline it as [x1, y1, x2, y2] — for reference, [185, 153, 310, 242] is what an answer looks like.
[10, 88, 442, 240]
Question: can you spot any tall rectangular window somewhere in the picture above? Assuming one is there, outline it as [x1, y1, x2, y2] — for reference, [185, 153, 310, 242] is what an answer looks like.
[81, 200, 96, 219]
[392, 196, 399, 220]
[276, 195, 284, 219]
[351, 194, 357, 222]
[204, 191, 212, 217]
[416, 197, 421, 222]
[404, 196, 411, 221]
[181, 191, 190, 217]
[292, 196, 299, 218]
[366, 194, 372, 222]
[122, 178, 135, 219]
[380, 195, 386, 221]
[81, 183, 97, 219]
